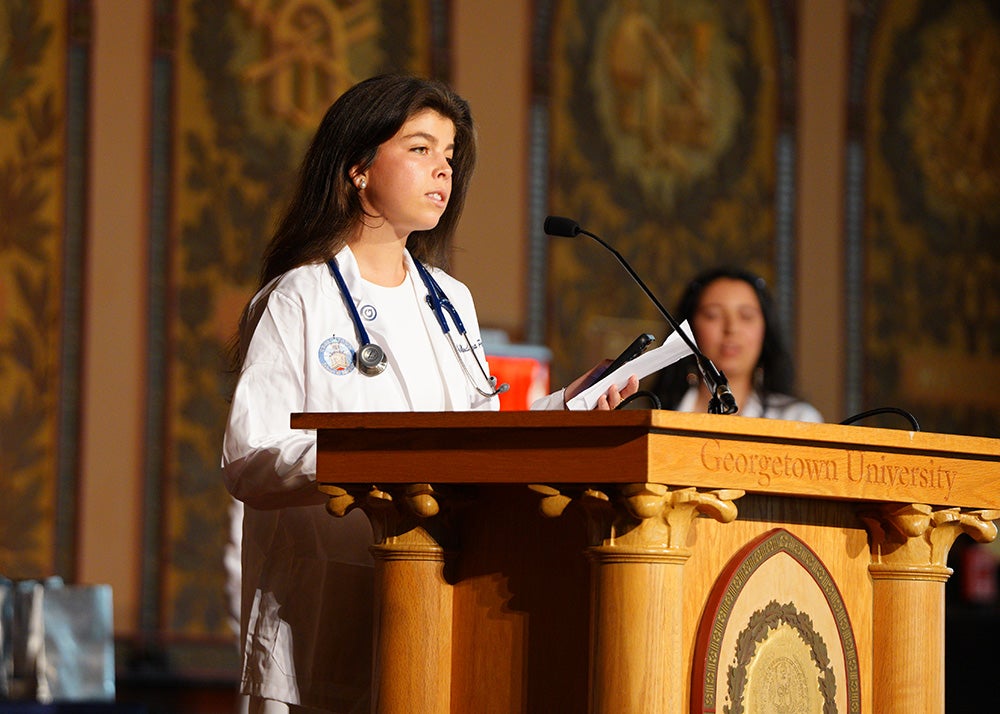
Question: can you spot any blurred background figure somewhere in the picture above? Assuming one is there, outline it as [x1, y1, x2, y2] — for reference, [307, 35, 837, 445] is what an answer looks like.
[651, 266, 822, 422]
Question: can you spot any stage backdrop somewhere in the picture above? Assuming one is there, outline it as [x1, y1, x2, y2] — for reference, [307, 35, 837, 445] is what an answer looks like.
[147, 0, 450, 660]
[847, 0, 1000, 437]
[534, 0, 798, 388]
[0, 0, 89, 581]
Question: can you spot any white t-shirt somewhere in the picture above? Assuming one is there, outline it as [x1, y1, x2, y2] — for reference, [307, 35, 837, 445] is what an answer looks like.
[361, 273, 446, 411]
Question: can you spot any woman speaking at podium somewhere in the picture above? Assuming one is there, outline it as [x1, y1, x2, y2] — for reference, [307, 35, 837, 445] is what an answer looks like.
[221, 74, 637, 714]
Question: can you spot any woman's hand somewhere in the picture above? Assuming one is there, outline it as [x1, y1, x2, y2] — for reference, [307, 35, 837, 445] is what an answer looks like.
[564, 363, 640, 410]
[594, 374, 639, 410]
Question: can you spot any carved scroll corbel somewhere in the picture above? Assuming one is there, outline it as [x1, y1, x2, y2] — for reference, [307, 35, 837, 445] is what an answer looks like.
[318, 482, 453, 547]
[667, 486, 743, 542]
[530, 483, 744, 550]
[861, 503, 1000, 577]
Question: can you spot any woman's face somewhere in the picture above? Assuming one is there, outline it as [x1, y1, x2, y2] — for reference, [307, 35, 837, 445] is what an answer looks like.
[691, 278, 766, 383]
[358, 108, 455, 238]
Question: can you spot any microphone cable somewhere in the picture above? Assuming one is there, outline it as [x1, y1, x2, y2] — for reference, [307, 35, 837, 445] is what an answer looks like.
[615, 391, 663, 410]
[840, 407, 920, 431]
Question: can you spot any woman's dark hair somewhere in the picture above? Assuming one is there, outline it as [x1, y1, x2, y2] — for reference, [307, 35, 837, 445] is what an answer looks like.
[257, 73, 477, 288]
[651, 266, 797, 409]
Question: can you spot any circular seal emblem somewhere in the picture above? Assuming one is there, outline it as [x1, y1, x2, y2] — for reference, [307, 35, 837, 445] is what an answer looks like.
[318, 335, 356, 375]
[359, 304, 377, 321]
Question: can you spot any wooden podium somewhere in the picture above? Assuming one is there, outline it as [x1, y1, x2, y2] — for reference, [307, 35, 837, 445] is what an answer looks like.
[292, 410, 1000, 714]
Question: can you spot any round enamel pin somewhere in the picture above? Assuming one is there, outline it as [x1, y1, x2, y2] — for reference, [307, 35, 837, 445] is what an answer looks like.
[318, 335, 356, 375]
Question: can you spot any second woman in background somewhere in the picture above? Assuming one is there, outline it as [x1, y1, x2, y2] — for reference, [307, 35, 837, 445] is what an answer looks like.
[652, 266, 823, 423]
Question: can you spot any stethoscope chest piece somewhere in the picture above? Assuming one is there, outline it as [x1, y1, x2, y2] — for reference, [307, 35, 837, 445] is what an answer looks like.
[357, 343, 387, 375]
[328, 258, 388, 377]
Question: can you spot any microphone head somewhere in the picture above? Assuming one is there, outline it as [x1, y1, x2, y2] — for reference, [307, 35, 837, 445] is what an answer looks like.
[716, 385, 739, 415]
[543, 215, 581, 237]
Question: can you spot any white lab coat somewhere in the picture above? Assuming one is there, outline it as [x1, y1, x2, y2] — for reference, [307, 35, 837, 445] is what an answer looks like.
[222, 246, 500, 711]
[675, 387, 824, 423]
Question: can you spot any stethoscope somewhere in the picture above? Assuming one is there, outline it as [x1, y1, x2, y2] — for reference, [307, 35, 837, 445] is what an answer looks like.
[327, 257, 508, 398]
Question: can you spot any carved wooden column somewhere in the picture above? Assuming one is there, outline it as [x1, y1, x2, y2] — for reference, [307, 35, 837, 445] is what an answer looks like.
[322, 483, 453, 714]
[535, 483, 743, 714]
[862, 504, 999, 714]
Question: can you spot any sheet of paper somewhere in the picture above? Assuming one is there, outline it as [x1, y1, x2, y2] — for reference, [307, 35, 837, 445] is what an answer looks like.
[565, 321, 696, 411]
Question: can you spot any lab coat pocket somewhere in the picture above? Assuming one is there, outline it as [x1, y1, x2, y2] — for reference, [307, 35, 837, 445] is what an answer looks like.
[244, 589, 295, 679]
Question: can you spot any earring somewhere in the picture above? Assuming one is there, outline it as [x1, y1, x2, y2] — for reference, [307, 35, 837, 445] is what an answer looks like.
[357, 177, 367, 190]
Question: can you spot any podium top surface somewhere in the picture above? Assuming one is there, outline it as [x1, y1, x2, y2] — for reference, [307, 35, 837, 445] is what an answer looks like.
[292, 410, 1000, 509]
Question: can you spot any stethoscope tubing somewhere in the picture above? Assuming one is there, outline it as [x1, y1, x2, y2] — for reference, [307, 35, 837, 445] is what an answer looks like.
[414, 260, 467, 335]
[327, 257, 505, 396]
[328, 258, 388, 375]
[328, 257, 374, 347]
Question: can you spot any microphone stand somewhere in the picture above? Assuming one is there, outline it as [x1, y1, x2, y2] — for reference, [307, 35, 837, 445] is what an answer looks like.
[547, 217, 738, 415]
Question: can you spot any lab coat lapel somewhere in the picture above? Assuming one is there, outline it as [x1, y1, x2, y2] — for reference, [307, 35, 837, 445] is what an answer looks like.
[403, 252, 468, 410]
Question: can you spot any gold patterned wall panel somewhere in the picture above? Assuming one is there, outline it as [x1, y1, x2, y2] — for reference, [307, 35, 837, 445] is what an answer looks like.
[853, 0, 999, 437]
[0, 1, 89, 580]
[542, 0, 794, 386]
[152, 0, 449, 644]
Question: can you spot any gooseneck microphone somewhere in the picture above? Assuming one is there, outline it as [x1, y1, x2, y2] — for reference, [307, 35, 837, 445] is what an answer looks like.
[543, 215, 738, 415]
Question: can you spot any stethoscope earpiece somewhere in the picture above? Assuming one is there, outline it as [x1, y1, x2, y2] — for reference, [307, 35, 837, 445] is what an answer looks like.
[357, 343, 387, 375]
